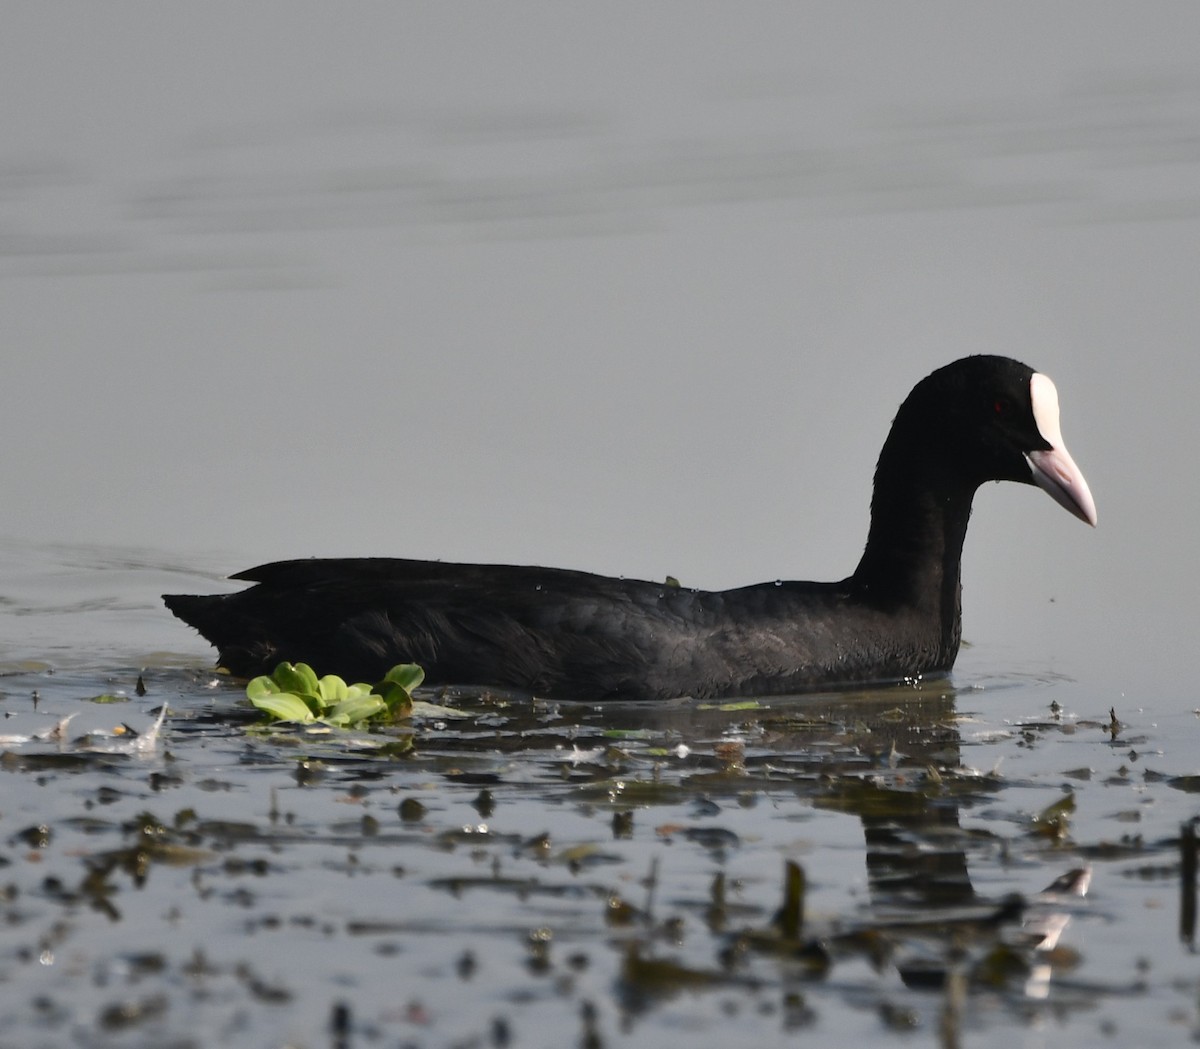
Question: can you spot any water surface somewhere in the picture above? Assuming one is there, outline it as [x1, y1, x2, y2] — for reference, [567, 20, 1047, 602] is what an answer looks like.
[0, 543, 1195, 1048]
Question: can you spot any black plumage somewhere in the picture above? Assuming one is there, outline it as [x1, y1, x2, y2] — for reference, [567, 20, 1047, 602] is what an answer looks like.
[165, 356, 1096, 700]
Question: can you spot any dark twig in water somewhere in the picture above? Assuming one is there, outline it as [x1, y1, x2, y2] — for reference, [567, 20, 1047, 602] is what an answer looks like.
[775, 861, 806, 941]
[1181, 820, 1197, 948]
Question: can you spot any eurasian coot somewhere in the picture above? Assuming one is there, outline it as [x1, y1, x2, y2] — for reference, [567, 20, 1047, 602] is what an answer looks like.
[165, 356, 1096, 700]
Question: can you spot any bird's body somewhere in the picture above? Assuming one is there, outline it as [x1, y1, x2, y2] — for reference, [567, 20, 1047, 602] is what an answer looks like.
[167, 561, 944, 700]
[165, 356, 1096, 701]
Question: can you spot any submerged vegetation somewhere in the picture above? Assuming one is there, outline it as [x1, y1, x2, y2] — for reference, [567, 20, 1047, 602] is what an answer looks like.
[0, 656, 1195, 1048]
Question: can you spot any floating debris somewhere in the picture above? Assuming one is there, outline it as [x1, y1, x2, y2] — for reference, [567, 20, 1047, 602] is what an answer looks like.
[0, 713, 77, 746]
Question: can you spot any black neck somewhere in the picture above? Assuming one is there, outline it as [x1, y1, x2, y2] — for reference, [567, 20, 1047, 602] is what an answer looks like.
[850, 442, 978, 653]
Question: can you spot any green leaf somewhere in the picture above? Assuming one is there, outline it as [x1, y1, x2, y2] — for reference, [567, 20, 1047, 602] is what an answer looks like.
[292, 662, 320, 693]
[374, 681, 414, 717]
[317, 675, 349, 705]
[250, 692, 316, 723]
[271, 661, 320, 699]
[380, 663, 424, 694]
[327, 693, 387, 726]
[246, 675, 281, 701]
[89, 693, 129, 704]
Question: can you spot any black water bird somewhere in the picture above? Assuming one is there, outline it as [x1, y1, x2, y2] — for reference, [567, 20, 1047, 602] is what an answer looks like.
[165, 356, 1096, 701]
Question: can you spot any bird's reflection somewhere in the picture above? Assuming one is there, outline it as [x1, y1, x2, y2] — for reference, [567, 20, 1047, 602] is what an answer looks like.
[551, 679, 1088, 1005]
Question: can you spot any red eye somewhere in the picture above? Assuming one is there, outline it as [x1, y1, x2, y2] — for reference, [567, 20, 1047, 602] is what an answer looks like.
[993, 399, 1005, 416]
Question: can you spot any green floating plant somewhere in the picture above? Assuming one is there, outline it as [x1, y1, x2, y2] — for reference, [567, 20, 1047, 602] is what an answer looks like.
[246, 661, 425, 727]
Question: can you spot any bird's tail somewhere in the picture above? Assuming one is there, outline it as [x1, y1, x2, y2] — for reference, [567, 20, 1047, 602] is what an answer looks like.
[163, 593, 275, 677]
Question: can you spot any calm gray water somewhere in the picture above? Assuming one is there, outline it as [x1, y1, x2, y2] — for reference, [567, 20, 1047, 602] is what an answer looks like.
[2, 5, 1199, 1046]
